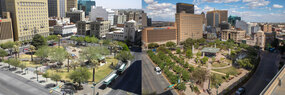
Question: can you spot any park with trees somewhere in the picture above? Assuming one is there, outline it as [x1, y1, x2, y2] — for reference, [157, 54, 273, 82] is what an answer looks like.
[0, 34, 133, 92]
[147, 38, 259, 94]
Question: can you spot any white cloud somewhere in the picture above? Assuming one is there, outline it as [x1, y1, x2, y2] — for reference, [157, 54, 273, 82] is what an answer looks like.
[203, 5, 215, 12]
[144, 0, 176, 21]
[144, 0, 154, 4]
[273, 4, 283, 8]
[203, 0, 240, 3]
[242, 0, 270, 8]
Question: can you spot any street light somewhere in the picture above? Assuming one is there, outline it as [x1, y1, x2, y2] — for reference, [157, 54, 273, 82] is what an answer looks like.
[36, 66, 39, 81]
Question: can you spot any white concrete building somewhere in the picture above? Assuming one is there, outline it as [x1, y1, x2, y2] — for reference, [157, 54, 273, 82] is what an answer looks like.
[90, 6, 108, 21]
[124, 20, 137, 42]
[236, 20, 252, 35]
[117, 13, 127, 24]
[106, 9, 115, 26]
[54, 24, 77, 36]
[106, 29, 125, 41]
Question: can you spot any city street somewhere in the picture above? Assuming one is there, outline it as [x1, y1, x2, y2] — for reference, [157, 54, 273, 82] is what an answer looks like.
[0, 70, 60, 95]
[141, 52, 177, 95]
[106, 47, 142, 95]
[243, 51, 281, 95]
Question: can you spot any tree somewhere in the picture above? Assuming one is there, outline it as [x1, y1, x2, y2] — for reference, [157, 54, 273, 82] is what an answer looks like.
[237, 58, 253, 69]
[175, 83, 186, 91]
[35, 46, 50, 62]
[0, 48, 8, 61]
[14, 41, 22, 58]
[89, 36, 99, 44]
[76, 37, 85, 45]
[19, 64, 26, 71]
[30, 45, 36, 61]
[66, 54, 72, 72]
[80, 46, 109, 64]
[196, 51, 201, 57]
[84, 36, 91, 43]
[1, 41, 15, 55]
[103, 39, 111, 45]
[46, 35, 58, 41]
[70, 36, 78, 44]
[201, 57, 209, 64]
[42, 72, 49, 81]
[176, 48, 181, 54]
[31, 34, 47, 49]
[116, 51, 134, 62]
[13, 45, 19, 59]
[191, 68, 209, 84]
[148, 43, 159, 49]
[166, 41, 176, 48]
[182, 70, 190, 81]
[5, 58, 20, 69]
[186, 49, 193, 58]
[50, 74, 61, 85]
[69, 67, 91, 86]
[70, 60, 80, 70]
[57, 35, 62, 48]
[49, 47, 68, 67]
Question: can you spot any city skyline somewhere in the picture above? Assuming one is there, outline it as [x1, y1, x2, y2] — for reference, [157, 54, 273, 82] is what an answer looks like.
[143, 0, 285, 23]
[94, 0, 142, 9]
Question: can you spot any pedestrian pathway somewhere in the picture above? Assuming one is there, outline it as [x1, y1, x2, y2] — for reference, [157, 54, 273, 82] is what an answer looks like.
[0, 62, 63, 94]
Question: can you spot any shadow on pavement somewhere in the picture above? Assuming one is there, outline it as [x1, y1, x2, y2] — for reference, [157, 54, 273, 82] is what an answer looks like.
[108, 60, 142, 94]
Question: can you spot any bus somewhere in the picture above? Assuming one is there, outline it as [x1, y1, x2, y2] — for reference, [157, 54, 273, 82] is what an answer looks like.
[103, 74, 118, 87]
[116, 64, 126, 75]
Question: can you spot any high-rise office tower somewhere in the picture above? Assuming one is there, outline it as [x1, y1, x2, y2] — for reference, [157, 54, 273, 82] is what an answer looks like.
[48, 0, 67, 17]
[0, 12, 14, 44]
[228, 15, 241, 27]
[0, 0, 6, 17]
[5, 0, 49, 41]
[78, 0, 95, 16]
[176, 3, 194, 14]
[175, 3, 203, 43]
[206, 10, 228, 27]
[176, 12, 203, 43]
[67, 0, 77, 10]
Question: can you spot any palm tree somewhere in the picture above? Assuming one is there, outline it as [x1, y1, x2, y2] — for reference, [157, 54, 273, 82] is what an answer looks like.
[15, 41, 22, 58]
[66, 54, 72, 72]
[57, 35, 62, 48]
[13, 45, 19, 59]
[30, 45, 36, 61]
[91, 59, 100, 82]
[70, 60, 79, 70]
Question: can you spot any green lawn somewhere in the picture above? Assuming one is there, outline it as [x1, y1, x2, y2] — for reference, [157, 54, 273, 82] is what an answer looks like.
[212, 62, 229, 67]
[212, 66, 239, 75]
[210, 73, 225, 88]
[46, 58, 118, 83]
[21, 61, 42, 68]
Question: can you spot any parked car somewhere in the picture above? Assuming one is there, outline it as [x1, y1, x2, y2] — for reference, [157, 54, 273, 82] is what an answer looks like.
[155, 67, 161, 75]
[45, 83, 56, 88]
[235, 87, 246, 95]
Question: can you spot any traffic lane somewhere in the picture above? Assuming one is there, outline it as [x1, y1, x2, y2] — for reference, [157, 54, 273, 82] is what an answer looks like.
[141, 54, 176, 95]
[243, 52, 279, 95]
[0, 71, 52, 95]
[107, 52, 142, 95]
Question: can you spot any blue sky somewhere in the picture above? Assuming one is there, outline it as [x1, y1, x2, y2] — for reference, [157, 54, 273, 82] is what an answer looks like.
[143, 0, 285, 22]
[94, 0, 141, 9]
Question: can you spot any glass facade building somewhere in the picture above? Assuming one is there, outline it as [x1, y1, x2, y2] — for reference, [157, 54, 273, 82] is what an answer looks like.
[78, 0, 96, 16]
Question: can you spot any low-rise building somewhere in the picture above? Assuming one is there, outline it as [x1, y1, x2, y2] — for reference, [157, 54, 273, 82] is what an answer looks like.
[221, 29, 246, 42]
[106, 29, 125, 41]
[90, 20, 110, 38]
[142, 26, 177, 47]
[76, 21, 91, 36]
[54, 24, 77, 36]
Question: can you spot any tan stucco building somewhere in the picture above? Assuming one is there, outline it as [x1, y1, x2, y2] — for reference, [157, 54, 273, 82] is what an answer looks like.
[206, 10, 228, 27]
[176, 12, 203, 43]
[67, 0, 77, 11]
[221, 29, 246, 42]
[5, 0, 49, 41]
[48, 0, 67, 17]
[142, 26, 177, 47]
[0, 12, 13, 44]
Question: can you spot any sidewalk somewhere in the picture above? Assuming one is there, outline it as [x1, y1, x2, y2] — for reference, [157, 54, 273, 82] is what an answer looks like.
[0, 62, 63, 94]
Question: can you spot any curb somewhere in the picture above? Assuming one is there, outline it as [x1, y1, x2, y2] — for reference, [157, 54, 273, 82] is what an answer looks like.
[145, 54, 181, 95]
